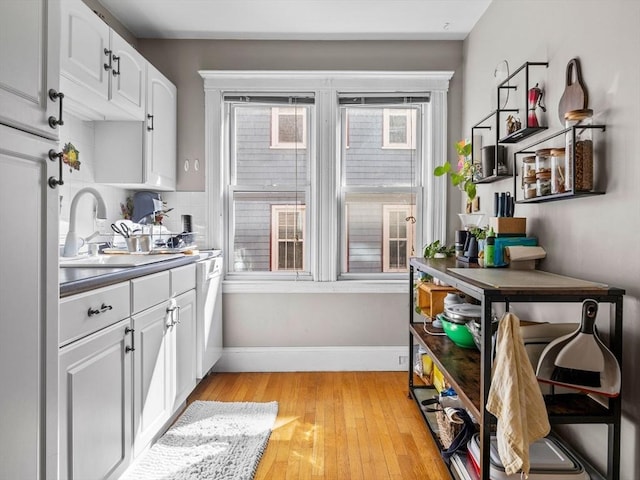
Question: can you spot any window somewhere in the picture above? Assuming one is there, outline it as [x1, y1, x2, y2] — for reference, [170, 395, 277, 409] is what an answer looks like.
[227, 100, 311, 276]
[339, 102, 422, 277]
[383, 205, 415, 272]
[202, 71, 452, 288]
[271, 107, 307, 149]
[382, 108, 417, 149]
[271, 205, 306, 271]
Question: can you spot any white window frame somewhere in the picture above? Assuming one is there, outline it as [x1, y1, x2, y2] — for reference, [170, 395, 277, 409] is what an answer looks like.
[382, 205, 416, 273]
[270, 107, 308, 149]
[201, 70, 452, 293]
[271, 205, 306, 271]
[382, 108, 417, 149]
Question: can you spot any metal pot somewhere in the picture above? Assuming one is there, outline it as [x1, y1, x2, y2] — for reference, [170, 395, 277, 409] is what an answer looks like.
[444, 303, 482, 324]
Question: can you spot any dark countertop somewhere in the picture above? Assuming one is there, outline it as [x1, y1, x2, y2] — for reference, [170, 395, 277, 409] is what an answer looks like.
[60, 254, 206, 298]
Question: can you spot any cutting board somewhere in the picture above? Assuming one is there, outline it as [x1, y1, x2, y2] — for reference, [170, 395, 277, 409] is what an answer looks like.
[557, 58, 588, 123]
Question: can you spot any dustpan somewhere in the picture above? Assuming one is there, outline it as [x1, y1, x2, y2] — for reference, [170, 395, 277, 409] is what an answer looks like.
[536, 299, 621, 397]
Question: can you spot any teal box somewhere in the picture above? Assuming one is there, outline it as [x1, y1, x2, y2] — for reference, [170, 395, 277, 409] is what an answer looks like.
[494, 237, 537, 266]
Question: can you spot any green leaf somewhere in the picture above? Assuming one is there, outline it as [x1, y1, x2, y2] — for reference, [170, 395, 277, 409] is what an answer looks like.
[465, 182, 477, 200]
[433, 162, 452, 176]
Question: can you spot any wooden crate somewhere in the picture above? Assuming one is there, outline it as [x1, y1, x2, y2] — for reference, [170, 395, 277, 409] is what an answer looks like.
[416, 282, 458, 319]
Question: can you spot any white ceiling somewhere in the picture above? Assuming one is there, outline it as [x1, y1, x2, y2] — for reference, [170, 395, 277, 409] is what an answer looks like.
[97, 0, 492, 41]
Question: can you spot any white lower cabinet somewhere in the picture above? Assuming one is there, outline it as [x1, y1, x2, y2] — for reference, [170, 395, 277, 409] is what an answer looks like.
[59, 318, 133, 480]
[132, 300, 172, 456]
[172, 289, 197, 409]
[59, 264, 198, 478]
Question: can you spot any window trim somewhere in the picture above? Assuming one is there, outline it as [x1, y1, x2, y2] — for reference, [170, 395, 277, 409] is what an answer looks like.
[201, 70, 452, 289]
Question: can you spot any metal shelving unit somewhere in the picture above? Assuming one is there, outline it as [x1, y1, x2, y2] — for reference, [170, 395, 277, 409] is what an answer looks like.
[408, 257, 624, 480]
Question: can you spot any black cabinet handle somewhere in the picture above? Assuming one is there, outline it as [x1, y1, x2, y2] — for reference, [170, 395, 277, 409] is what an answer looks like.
[112, 55, 120, 76]
[47, 149, 64, 189]
[87, 303, 113, 317]
[103, 48, 112, 71]
[125, 326, 135, 353]
[48, 89, 64, 128]
[147, 114, 154, 131]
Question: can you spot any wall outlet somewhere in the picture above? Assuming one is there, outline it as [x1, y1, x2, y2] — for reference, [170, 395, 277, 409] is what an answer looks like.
[398, 355, 409, 365]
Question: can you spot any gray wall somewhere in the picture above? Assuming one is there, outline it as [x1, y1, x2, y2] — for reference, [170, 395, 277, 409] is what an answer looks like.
[463, 1, 640, 477]
[136, 38, 465, 351]
[137, 38, 464, 208]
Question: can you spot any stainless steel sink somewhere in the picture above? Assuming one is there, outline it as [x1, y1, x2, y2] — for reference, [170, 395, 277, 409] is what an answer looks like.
[59, 253, 185, 268]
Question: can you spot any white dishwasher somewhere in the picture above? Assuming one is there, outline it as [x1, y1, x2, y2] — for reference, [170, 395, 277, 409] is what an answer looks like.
[195, 252, 223, 379]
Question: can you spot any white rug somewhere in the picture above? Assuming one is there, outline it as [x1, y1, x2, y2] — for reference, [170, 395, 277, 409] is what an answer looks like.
[120, 401, 278, 480]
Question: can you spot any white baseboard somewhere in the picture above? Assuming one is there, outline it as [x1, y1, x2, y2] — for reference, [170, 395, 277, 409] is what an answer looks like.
[213, 345, 410, 372]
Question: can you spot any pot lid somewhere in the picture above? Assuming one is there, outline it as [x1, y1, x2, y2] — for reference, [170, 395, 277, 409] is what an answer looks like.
[444, 303, 482, 322]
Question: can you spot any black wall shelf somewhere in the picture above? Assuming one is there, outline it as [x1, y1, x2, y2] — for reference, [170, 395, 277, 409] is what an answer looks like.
[512, 124, 606, 203]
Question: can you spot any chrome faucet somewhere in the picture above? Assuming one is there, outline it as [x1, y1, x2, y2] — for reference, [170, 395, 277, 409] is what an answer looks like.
[62, 187, 108, 257]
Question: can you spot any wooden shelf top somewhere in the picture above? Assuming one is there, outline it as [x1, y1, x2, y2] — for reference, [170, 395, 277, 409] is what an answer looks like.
[410, 322, 615, 425]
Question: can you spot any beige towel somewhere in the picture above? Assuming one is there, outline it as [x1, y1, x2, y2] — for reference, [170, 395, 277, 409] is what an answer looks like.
[486, 312, 550, 476]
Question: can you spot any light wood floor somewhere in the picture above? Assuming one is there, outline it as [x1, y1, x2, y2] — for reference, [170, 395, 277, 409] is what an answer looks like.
[188, 371, 451, 480]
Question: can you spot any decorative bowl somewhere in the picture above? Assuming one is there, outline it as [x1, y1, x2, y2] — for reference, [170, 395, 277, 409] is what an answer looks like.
[439, 314, 477, 349]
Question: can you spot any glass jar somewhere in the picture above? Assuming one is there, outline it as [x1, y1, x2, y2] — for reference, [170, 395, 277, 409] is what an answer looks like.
[565, 109, 593, 191]
[535, 148, 551, 175]
[524, 180, 537, 199]
[536, 171, 551, 196]
[521, 155, 536, 189]
[550, 148, 566, 194]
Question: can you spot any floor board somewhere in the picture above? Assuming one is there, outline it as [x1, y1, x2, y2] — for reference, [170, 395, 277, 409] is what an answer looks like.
[187, 371, 451, 480]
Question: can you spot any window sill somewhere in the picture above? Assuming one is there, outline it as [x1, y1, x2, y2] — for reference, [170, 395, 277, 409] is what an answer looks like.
[222, 279, 407, 294]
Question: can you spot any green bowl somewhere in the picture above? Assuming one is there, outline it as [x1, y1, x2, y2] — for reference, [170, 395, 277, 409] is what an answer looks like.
[440, 315, 477, 349]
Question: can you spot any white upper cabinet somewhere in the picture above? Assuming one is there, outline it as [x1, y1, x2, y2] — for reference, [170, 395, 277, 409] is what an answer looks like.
[110, 31, 146, 118]
[0, 0, 61, 139]
[94, 63, 177, 191]
[146, 62, 178, 189]
[60, 0, 145, 120]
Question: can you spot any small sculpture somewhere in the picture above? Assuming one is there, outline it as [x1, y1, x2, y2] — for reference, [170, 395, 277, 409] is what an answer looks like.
[506, 115, 521, 135]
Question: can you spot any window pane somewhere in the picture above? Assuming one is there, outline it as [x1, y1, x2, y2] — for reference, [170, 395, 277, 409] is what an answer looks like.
[232, 105, 308, 186]
[279, 114, 304, 144]
[389, 115, 408, 144]
[342, 107, 417, 186]
[231, 192, 306, 272]
[344, 193, 415, 274]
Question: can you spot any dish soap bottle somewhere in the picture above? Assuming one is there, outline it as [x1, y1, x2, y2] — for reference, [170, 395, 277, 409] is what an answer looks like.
[484, 227, 496, 267]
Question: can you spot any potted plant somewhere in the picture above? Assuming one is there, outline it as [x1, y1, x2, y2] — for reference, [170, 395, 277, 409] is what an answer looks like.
[423, 240, 455, 259]
[433, 139, 477, 203]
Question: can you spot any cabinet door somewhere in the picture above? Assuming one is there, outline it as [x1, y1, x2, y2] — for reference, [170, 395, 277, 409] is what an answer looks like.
[146, 63, 177, 190]
[0, 0, 60, 139]
[60, 0, 110, 102]
[109, 32, 146, 120]
[172, 290, 197, 408]
[0, 125, 58, 480]
[132, 302, 171, 456]
[59, 319, 133, 480]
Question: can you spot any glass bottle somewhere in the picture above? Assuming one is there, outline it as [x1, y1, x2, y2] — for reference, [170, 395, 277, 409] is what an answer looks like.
[550, 148, 566, 194]
[521, 155, 536, 189]
[564, 109, 593, 192]
[535, 148, 551, 196]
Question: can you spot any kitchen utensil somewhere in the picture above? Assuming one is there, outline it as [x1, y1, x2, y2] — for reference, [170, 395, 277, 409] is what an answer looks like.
[552, 299, 603, 386]
[438, 314, 477, 349]
[527, 83, 546, 128]
[557, 58, 588, 124]
[444, 303, 482, 323]
[536, 300, 621, 397]
[111, 222, 130, 238]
